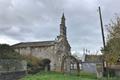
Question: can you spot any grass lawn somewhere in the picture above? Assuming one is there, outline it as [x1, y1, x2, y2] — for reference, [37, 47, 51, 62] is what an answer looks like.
[20, 71, 97, 80]
[20, 71, 119, 80]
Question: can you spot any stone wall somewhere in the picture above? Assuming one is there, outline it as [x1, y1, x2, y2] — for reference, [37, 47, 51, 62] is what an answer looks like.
[81, 62, 102, 73]
[0, 60, 27, 80]
[0, 60, 27, 73]
[0, 71, 26, 80]
[15, 46, 56, 71]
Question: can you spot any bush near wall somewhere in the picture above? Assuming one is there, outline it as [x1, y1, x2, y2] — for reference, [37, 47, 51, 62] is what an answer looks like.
[22, 54, 43, 74]
[0, 44, 22, 59]
[22, 55, 51, 74]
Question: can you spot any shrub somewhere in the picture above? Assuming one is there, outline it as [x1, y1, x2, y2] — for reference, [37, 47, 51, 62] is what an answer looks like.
[0, 44, 22, 59]
[22, 54, 43, 74]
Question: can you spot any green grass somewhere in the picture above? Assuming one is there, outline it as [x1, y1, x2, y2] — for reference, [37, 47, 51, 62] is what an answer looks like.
[20, 71, 119, 80]
[98, 77, 120, 80]
[20, 71, 96, 80]
[79, 71, 97, 79]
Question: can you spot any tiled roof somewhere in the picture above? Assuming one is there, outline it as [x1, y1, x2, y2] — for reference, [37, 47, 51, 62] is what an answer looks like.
[85, 54, 103, 62]
[12, 41, 55, 48]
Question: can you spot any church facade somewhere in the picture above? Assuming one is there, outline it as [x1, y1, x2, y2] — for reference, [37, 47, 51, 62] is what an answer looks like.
[12, 14, 71, 71]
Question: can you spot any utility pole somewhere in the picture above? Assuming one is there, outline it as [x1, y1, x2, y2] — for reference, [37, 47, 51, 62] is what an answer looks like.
[98, 6, 106, 48]
[98, 6, 106, 76]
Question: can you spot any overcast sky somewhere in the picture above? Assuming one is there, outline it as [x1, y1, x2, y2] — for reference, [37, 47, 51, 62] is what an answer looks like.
[0, 0, 120, 54]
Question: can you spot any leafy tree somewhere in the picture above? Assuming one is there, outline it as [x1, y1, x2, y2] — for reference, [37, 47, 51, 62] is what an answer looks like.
[103, 16, 120, 65]
[22, 54, 43, 73]
[0, 44, 22, 59]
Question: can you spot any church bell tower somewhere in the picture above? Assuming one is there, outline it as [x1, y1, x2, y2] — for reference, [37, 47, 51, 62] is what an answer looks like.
[60, 13, 67, 38]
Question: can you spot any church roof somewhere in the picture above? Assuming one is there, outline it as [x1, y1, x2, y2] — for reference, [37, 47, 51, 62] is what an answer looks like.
[12, 41, 55, 48]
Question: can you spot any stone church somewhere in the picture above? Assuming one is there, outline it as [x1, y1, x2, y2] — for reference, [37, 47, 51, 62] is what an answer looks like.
[12, 14, 71, 71]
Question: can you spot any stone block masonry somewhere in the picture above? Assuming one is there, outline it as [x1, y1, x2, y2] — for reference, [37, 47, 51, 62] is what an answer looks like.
[0, 71, 26, 80]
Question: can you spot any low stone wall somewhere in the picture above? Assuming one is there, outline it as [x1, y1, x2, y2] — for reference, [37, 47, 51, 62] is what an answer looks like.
[108, 65, 120, 77]
[0, 60, 27, 80]
[0, 60, 27, 72]
[0, 71, 26, 80]
[81, 62, 103, 73]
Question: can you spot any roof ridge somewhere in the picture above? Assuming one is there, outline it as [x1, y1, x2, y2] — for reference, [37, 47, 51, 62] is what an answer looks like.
[21, 40, 55, 43]
[12, 40, 55, 47]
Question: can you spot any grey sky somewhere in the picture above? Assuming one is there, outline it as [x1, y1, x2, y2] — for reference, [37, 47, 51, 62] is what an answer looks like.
[0, 0, 120, 54]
